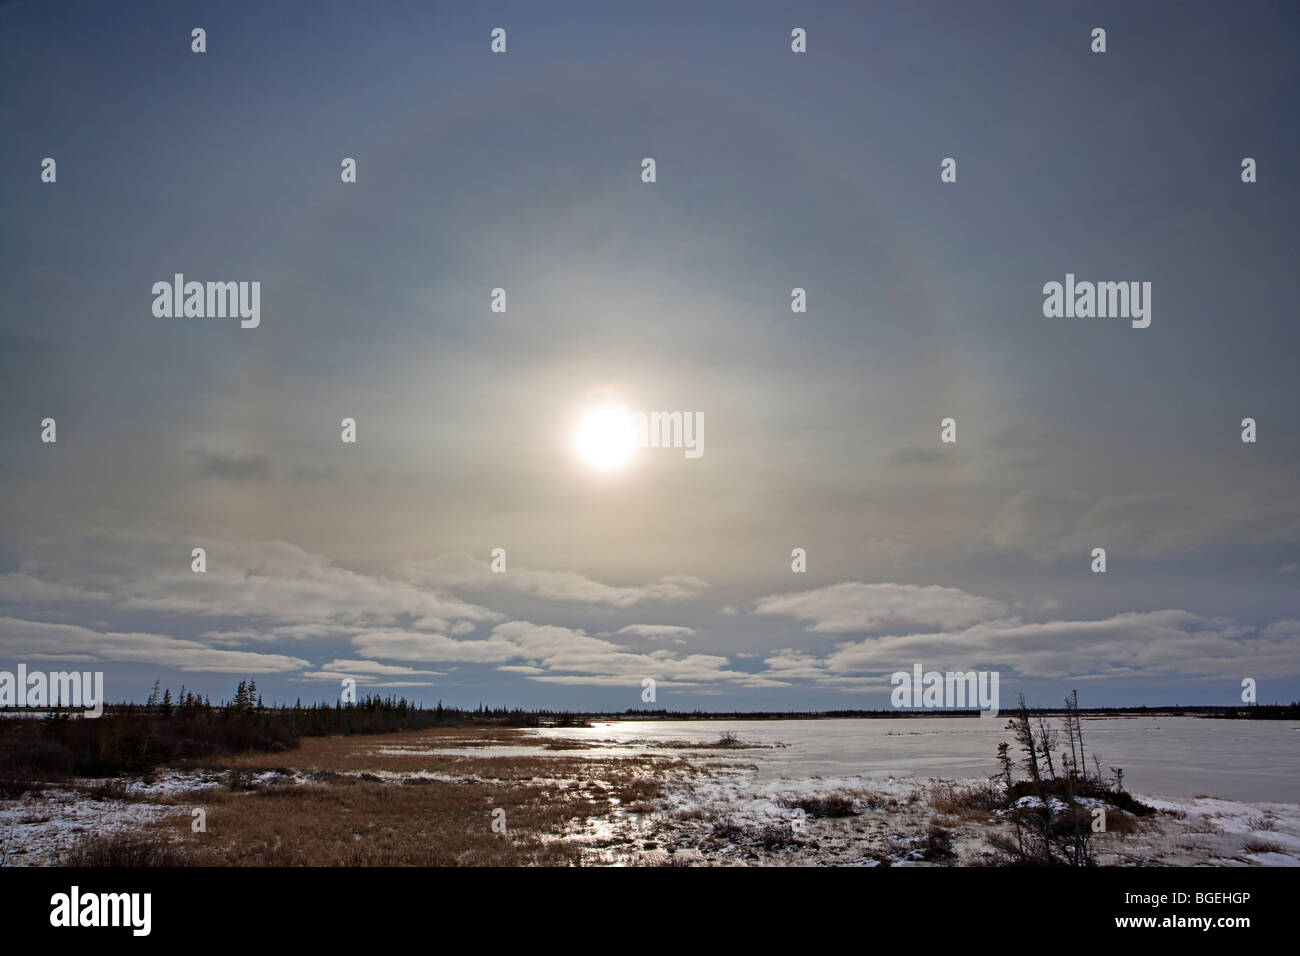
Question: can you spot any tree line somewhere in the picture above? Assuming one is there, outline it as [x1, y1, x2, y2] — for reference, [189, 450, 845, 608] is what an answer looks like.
[0, 678, 591, 780]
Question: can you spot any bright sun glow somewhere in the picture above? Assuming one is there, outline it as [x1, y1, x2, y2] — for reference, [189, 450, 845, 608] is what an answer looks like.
[575, 406, 637, 471]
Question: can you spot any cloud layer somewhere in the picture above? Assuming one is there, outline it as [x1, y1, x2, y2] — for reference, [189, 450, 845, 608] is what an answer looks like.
[2, 533, 1297, 699]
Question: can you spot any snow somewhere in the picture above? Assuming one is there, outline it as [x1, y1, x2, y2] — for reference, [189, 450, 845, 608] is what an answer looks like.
[5, 717, 1297, 866]
[0, 774, 208, 865]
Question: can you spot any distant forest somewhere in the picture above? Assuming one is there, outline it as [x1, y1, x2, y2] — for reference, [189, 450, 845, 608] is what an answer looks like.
[2, 678, 1295, 781]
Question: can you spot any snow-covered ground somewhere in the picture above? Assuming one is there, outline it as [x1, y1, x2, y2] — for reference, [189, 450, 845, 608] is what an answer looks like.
[528, 717, 1300, 802]
[3, 716, 1297, 866]
[551, 759, 1300, 866]
[0, 771, 222, 865]
[521, 719, 1300, 865]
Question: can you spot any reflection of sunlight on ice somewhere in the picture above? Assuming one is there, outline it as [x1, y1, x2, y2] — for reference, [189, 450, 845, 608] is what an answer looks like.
[527, 717, 1300, 802]
[514, 717, 1300, 865]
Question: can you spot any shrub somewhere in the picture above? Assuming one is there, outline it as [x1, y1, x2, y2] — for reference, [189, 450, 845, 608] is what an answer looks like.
[920, 825, 956, 862]
[1242, 837, 1284, 855]
[928, 782, 999, 815]
[778, 794, 858, 818]
[63, 835, 198, 867]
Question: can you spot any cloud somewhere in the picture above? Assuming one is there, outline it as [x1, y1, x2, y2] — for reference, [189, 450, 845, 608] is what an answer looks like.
[294, 674, 435, 687]
[395, 553, 709, 607]
[0, 575, 111, 605]
[616, 624, 696, 641]
[351, 629, 520, 665]
[0, 532, 755, 689]
[9, 529, 1295, 695]
[0, 532, 502, 636]
[199, 624, 360, 644]
[752, 582, 1009, 634]
[744, 582, 1300, 685]
[315, 659, 442, 677]
[0, 617, 309, 674]
[818, 610, 1300, 681]
[760, 649, 828, 682]
[350, 620, 777, 689]
[1263, 620, 1300, 638]
[987, 486, 1300, 562]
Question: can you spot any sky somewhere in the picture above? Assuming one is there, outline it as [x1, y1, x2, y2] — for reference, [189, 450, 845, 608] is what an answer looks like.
[1, 0, 1297, 711]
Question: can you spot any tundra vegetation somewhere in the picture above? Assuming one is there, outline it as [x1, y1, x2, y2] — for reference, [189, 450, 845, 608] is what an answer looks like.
[984, 691, 1155, 866]
[1, 684, 1280, 868]
[0, 679, 590, 780]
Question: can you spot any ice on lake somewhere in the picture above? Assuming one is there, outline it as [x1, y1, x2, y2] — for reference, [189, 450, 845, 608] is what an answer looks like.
[530, 716, 1300, 803]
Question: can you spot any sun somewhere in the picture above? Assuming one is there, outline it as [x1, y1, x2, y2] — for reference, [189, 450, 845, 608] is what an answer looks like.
[575, 405, 637, 471]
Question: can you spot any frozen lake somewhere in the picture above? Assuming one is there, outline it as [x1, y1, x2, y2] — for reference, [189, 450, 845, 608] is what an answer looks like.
[530, 716, 1300, 803]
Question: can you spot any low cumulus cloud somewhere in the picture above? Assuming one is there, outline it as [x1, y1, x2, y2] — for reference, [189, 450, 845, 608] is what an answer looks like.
[0, 616, 308, 673]
[312, 659, 442, 677]
[752, 582, 1009, 634]
[0, 534, 737, 688]
[297, 659, 441, 686]
[353, 621, 784, 689]
[395, 553, 709, 607]
[821, 609, 1300, 680]
[6, 531, 1296, 693]
[0, 532, 501, 636]
[752, 584, 1300, 686]
[616, 624, 695, 642]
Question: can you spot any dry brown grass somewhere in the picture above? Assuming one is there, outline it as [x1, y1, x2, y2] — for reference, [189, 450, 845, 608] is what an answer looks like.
[64, 835, 198, 866]
[72, 727, 689, 866]
[206, 726, 527, 773]
[658, 732, 768, 750]
[926, 782, 999, 821]
[1242, 837, 1285, 855]
[777, 793, 858, 818]
[166, 777, 586, 865]
[674, 805, 714, 822]
[1101, 810, 1142, 835]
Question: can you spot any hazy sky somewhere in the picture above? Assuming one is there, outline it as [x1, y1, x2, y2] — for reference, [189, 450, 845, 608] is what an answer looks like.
[2, 1, 1297, 710]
